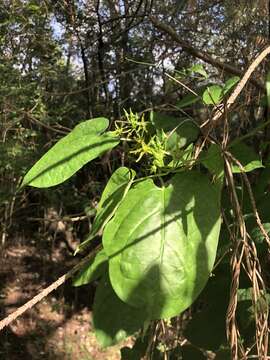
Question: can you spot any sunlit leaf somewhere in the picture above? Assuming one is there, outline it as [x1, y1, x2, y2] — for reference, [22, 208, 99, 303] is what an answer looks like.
[22, 118, 119, 188]
[189, 64, 208, 78]
[94, 167, 136, 233]
[103, 171, 221, 319]
[203, 85, 223, 105]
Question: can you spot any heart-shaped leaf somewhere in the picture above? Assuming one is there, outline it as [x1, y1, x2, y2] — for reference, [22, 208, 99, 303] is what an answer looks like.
[103, 171, 221, 319]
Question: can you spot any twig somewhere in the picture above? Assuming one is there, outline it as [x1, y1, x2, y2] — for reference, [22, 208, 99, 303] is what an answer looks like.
[201, 45, 270, 130]
[149, 16, 265, 90]
[0, 246, 100, 331]
[226, 151, 270, 248]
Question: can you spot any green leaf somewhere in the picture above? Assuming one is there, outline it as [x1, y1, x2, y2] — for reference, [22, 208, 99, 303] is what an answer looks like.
[93, 274, 147, 347]
[189, 64, 208, 79]
[201, 144, 224, 179]
[150, 112, 182, 132]
[203, 85, 223, 105]
[223, 76, 240, 95]
[150, 112, 199, 149]
[27, 4, 40, 11]
[72, 249, 108, 287]
[184, 277, 229, 350]
[94, 167, 136, 233]
[103, 171, 221, 319]
[22, 118, 119, 188]
[177, 93, 200, 108]
[230, 142, 263, 173]
[76, 167, 135, 253]
[166, 121, 199, 152]
[250, 223, 270, 247]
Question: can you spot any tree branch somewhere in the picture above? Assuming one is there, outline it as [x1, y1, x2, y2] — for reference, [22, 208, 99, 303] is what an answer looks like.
[0, 246, 100, 332]
[149, 16, 264, 90]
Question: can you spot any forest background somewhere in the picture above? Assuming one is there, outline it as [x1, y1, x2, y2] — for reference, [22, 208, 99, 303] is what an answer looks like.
[0, 1, 270, 359]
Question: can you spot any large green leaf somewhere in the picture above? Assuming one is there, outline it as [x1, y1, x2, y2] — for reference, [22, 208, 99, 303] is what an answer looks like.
[76, 167, 135, 253]
[93, 274, 147, 347]
[21, 118, 119, 188]
[72, 249, 108, 287]
[166, 122, 199, 152]
[103, 171, 221, 319]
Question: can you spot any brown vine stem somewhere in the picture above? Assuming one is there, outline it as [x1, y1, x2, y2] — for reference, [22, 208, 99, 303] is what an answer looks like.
[0, 246, 100, 332]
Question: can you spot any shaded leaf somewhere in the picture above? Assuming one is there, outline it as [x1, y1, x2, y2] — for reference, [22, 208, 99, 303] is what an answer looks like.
[93, 275, 147, 347]
[150, 112, 199, 149]
[201, 144, 224, 179]
[22, 118, 119, 188]
[166, 121, 199, 151]
[250, 223, 270, 254]
[103, 171, 221, 320]
[94, 167, 136, 234]
[72, 249, 108, 287]
[177, 92, 201, 108]
[76, 167, 135, 253]
[230, 142, 263, 173]
[182, 345, 206, 359]
[184, 276, 229, 350]
[150, 112, 182, 132]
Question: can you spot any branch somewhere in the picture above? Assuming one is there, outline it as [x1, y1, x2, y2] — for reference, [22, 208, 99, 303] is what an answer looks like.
[201, 45, 270, 130]
[149, 16, 264, 90]
[0, 246, 100, 331]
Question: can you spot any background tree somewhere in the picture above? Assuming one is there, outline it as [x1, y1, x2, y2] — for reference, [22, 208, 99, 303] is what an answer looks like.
[0, 0, 270, 358]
